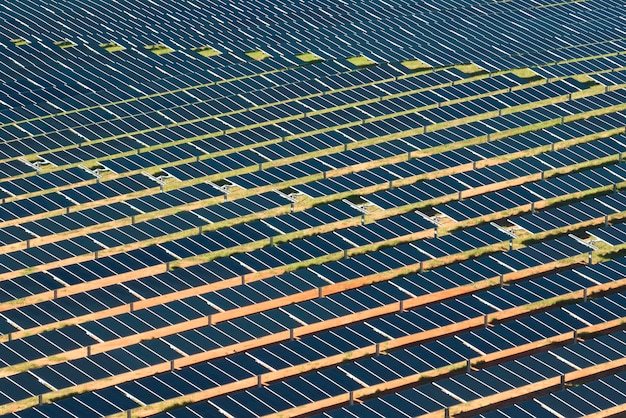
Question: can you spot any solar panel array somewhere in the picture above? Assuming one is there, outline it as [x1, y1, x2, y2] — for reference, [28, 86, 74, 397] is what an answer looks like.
[1, 0, 626, 417]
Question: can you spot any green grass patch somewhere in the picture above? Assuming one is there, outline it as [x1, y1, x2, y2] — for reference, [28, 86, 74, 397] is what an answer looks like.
[145, 44, 175, 55]
[401, 59, 432, 71]
[456, 63, 488, 76]
[295, 52, 324, 63]
[10, 38, 29, 46]
[523, 296, 570, 311]
[347, 55, 377, 67]
[160, 400, 194, 413]
[192, 46, 221, 57]
[99, 42, 126, 53]
[6, 362, 38, 374]
[445, 362, 467, 373]
[570, 74, 600, 88]
[54, 40, 77, 49]
[514, 68, 542, 79]
[245, 49, 271, 60]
